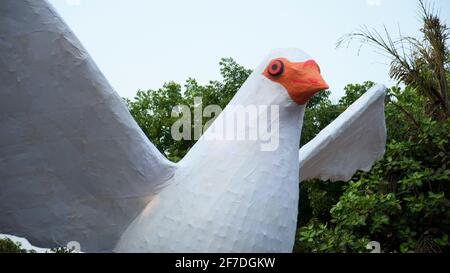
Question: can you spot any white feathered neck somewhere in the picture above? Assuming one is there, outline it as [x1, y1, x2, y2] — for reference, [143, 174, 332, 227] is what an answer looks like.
[116, 49, 310, 252]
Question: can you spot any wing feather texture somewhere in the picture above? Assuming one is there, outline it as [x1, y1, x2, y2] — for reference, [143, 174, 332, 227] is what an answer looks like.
[0, 0, 388, 252]
[0, 0, 175, 252]
[299, 84, 387, 182]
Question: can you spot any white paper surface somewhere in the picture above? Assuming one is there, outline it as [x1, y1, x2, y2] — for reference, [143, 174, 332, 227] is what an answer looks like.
[0, 0, 175, 252]
[299, 84, 387, 182]
[0, 1, 387, 253]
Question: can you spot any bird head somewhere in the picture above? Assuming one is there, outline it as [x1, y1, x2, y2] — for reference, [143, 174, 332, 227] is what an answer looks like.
[261, 52, 329, 105]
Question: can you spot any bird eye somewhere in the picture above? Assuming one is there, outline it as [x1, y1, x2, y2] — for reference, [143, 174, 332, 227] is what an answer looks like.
[267, 59, 284, 77]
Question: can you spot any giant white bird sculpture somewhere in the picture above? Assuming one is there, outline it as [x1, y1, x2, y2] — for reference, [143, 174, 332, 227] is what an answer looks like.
[0, 0, 386, 252]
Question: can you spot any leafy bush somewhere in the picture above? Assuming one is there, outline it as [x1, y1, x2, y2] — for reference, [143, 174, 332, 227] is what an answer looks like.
[0, 238, 34, 253]
[295, 84, 450, 253]
[295, 0, 449, 253]
[0, 238, 74, 253]
[125, 58, 252, 162]
[125, 57, 449, 253]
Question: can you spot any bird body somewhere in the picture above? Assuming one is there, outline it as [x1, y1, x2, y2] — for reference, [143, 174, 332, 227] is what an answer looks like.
[0, 0, 387, 253]
[116, 51, 308, 252]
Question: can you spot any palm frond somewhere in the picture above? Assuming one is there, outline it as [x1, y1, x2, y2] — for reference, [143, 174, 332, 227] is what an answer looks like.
[337, 0, 450, 118]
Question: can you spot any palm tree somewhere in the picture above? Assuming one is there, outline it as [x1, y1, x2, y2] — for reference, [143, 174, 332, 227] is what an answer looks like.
[337, 0, 449, 120]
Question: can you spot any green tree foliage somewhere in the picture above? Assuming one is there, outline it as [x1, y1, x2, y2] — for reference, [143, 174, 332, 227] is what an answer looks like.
[125, 58, 252, 162]
[0, 238, 31, 253]
[297, 82, 374, 232]
[0, 237, 73, 253]
[338, 0, 449, 119]
[297, 0, 450, 253]
[300, 89, 337, 147]
[3, 1, 448, 254]
[124, 53, 449, 253]
[126, 50, 449, 252]
[297, 85, 450, 253]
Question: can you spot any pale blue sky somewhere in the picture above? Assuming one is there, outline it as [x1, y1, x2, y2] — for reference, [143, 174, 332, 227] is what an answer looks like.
[48, 0, 450, 101]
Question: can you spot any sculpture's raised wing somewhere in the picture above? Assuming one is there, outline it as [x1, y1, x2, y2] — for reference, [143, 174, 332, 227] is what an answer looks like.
[0, 0, 175, 252]
[299, 84, 387, 182]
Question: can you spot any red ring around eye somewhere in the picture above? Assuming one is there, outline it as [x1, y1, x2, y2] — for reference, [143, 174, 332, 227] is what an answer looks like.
[267, 60, 284, 76]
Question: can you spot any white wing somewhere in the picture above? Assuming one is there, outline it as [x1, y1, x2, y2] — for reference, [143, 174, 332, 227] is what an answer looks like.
[0, 0, 175, 252]
[299, 84, 387, 182]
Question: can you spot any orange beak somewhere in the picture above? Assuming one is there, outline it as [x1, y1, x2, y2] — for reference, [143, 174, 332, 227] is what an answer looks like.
[263, 58, 329, 105]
